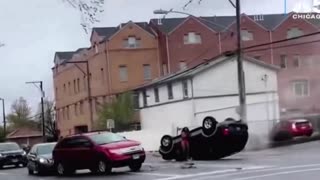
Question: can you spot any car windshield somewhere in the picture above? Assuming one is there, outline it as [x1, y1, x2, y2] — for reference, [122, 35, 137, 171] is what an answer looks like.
[89, 133, 126, 145]
[0, 143, 20, 152]
[37, 143, 56, 155]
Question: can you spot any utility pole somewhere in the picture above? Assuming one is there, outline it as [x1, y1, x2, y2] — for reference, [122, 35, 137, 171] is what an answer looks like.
[26, 81, 46, 142]
[0, 98, 6, 137]
[236, 0, 247, 122]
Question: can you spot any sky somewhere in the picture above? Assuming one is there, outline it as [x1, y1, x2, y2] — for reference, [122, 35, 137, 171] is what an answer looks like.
[0, 0, 315, 120]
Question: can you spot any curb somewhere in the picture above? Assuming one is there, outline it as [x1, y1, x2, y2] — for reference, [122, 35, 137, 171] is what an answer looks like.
[269, 134, 320, 148]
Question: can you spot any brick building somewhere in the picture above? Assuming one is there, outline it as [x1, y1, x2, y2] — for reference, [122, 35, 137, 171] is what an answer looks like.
[53, 12, 320, 136]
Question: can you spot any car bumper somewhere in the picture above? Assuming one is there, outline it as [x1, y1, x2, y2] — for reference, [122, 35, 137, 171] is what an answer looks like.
[0, 156, 27, 166]
[111, 152, 146, 168]
[28, 161, 55, 173]
[292, 129, 313, 136]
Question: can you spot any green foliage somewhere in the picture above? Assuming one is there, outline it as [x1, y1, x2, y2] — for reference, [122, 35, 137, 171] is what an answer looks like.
[6, 97, 37, 129]
[96, 92, 135, 131]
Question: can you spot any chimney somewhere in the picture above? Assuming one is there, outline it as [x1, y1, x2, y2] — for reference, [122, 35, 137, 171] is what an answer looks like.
[158, 18, 162, 25]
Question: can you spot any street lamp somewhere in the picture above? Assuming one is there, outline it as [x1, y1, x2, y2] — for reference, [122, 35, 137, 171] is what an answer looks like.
[26, 81, 46, 142]
[62, 60, 93, 131]
[153, 2, 247, 122]
[0, 98, 6, 138]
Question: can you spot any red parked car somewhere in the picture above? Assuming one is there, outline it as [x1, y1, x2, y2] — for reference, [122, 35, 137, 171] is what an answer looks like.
[270, 119, 313, 141]
[52, 131, 145, 176]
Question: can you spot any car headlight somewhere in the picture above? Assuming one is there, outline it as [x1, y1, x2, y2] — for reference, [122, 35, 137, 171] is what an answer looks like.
[22, 151, 26, 156]
[39, 158, 48, 164]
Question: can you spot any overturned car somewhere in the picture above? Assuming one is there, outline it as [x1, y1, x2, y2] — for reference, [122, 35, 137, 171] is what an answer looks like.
[159, 117, 249, 160]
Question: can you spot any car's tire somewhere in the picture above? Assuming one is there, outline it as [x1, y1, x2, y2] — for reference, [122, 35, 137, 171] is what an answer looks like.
[56, 162, 74, 176]
[96, 160, 112, 175]
[202, 116, 218, 137]
[28, 168, 34, 175]
[129, 163, 142, 172]
[160, 135, 174, 153]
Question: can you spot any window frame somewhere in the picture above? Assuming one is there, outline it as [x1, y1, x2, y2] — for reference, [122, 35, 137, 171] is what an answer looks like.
[183, 32, 202, 44]
[293, 55, 300, 68]
[143, 64, 152, 80]
[154, 87, 159, 103]
[142, 90, 148, 107]
[292, 80, 309, 97]
[241, 29, 254, 41]
[167, 83, 173, 100]
[280, 55, 287, 69]
[182, 80, 188, 98]
[119, 65, 128, 82]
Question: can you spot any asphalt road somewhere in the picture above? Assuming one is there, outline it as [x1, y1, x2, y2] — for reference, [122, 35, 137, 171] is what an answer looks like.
[1, 141, 320, 180]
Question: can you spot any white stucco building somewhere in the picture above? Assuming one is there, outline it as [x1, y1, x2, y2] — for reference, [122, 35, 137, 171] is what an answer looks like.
[133, 55, 280, 150]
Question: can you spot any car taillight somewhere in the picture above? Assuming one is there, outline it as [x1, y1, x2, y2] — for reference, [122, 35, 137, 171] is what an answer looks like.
[223, 128, 229, 136]
[292, 123, 297, 131]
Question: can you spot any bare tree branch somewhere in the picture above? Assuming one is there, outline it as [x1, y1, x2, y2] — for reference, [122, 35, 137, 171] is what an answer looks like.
[228, 0, 236, 8]
[183, 0, 193, 10]
[63, 0, 105, 34]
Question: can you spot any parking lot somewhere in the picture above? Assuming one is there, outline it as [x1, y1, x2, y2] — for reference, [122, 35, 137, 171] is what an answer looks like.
[2, 141, 320, 180]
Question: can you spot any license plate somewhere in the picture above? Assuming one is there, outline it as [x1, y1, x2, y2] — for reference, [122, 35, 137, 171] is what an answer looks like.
[11, 159, 18, 163]
[132, 155, 140, 160]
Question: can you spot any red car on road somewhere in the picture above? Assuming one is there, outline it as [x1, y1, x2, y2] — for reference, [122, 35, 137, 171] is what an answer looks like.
[271, 119, 313, 141]
[52, 131, 145, 176]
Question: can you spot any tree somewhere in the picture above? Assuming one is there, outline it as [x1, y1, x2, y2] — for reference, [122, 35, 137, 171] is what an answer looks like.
[96, 92, 135, 131]
[36, 99, 59, 141]
[6, 97, 36, 129]
[63, 0, 105, 34]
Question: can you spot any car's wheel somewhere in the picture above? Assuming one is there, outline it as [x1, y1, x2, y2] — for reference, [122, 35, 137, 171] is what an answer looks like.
[96, 160, 112, 174]
[160, 135, 173, 153]
[28, 168, 34, 175]
[202, 116, 217, 137]
[56, 162, 74, 176]
[129, 163, 142, 172]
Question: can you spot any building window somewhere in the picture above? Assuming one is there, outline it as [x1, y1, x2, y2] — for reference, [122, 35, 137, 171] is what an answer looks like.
[83, 76, 87, 90]
[68, 82, 71, 95]
[124, 36, 141, 48]
[292, 80, 309, 97]
[241, 30, 254, 41]
[73, 79, 77, 94]
[280, 55, 287, 68]
[79, 101, 84, 114]
[154, 87, 159, 102]
[184, 32, 202, 44]
[66, 106, 70, 120]
[302, 56, 314, 67]
[94, 44, 99, 54]
[179, 61, 187, 70]
[182, 80, 188, 98]
[74, 103, 78, 116]
[143, 64, 152, 80]
[63, 84, 66, 93]
[287, 28, 304, 39]
[167, 83, 173, 99]
[142, 90, 147, 107]
[77, 78, 80, 92]
[119, 65, 128, 82]
[293, 55, 300, 68]
[101, 68, 105, 83]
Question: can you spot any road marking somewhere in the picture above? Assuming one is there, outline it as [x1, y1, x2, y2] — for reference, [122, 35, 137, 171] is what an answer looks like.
[155, 169, 248, 180]
[133, 172, 180, 177]
[232, 167, 320, 180]
[194, 163, 320, 180]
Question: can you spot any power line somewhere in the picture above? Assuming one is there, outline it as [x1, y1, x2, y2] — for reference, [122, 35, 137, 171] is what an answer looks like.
[244, 39, 320, 53]
[243, 30, 320, 51]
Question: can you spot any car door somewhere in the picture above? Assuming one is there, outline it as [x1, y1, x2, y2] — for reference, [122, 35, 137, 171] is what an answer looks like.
[72, 137, 95, 169]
